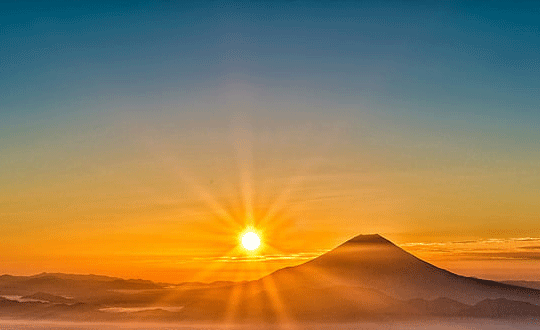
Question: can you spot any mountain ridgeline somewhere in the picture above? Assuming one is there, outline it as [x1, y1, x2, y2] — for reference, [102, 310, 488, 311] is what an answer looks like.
[267, 234, 540, 304]
[1, 234, 539, 323]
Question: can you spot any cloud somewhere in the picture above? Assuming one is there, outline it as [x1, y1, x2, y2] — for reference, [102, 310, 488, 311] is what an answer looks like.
[404, 237, 540, 247]
[401, 242, 447, 247]
[210, 252, 324, 263]
[401, 237, 540, 262]
[518, 246, 540, 250]
[456, 252, 540, 261]
[100, 307, 184, 313]
[512, 237, 540, 242]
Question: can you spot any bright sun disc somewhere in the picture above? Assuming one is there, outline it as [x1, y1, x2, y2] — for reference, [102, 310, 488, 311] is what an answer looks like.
[241, 232, 261, 251]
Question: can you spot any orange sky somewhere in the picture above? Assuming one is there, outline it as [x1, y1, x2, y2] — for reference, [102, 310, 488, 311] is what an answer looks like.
[1, 90, 539, 282]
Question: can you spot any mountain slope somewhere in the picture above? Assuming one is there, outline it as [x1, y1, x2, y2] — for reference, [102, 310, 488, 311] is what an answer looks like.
[264, 234, 540, 305]
[503, 280, 540, 290]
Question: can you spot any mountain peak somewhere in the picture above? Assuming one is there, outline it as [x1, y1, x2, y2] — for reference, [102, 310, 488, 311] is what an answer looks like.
[305, 233, 407, 270]
[342, 234, 395, 246]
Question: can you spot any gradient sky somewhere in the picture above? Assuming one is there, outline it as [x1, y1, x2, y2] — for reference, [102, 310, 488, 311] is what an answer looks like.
[1, 0, 539, 282]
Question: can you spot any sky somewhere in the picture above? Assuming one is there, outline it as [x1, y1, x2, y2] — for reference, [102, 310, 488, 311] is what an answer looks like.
[1, 0, 539, 282]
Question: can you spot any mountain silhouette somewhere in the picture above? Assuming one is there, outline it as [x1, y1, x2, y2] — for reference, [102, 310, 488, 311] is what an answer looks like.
[407, 297, 469, 316]
[172, 234, 540, 321]
[0, 273, 164, 297]
[265, 234, 540, 305]
[461, 298, 540, 318]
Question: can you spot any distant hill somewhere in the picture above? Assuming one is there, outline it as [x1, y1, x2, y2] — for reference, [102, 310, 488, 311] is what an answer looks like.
[461, 298, 540, 318]
[0, 273, 165, 297]
[408, 297, 469, 316]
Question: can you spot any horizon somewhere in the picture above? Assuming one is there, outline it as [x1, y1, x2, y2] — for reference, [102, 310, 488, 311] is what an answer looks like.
[2, 233, 539, 284]
[1, 231, 540, 325]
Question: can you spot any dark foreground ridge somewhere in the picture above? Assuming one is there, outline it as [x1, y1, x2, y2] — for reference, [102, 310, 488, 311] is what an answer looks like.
[1, 234, 539, 323]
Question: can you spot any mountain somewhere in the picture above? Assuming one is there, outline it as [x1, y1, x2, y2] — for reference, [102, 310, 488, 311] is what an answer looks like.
[161, 234, 540, 321]
[0, 273, 165, 297]
[461, 298, 540, 318]
[265, 234, 540, 305]
[408, 297, 469, 316]
[1, 234, 540, 323]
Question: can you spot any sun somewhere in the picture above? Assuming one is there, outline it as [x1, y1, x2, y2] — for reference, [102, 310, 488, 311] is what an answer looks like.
[241, 231, 261, 251]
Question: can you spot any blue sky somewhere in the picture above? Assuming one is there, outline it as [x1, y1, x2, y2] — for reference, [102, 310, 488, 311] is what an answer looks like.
[2, 1, 539, 121]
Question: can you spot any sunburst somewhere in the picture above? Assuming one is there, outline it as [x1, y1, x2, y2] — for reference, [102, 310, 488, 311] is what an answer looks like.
[144, 109, 331, 326]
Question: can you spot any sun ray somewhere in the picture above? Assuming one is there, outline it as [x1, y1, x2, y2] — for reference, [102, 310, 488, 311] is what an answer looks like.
[223, 261, 247, 327]
[143, 138, 243, 230]
[290, 262, 391, 309]
[138, 114, 354, 326]
[255, 127, 340, 228]
[232, 114, 255, 227]
[255, 159, 325, 231]
[259, 261, 297, 328]
[185, 246, 246, 284]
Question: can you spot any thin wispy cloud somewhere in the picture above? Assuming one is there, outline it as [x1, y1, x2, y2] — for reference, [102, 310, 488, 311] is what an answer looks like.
[518, 246, 540, 250]
[194, 251, 326, 263]
[402, 237, 540, 247]
[402, 237, 540, 262]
